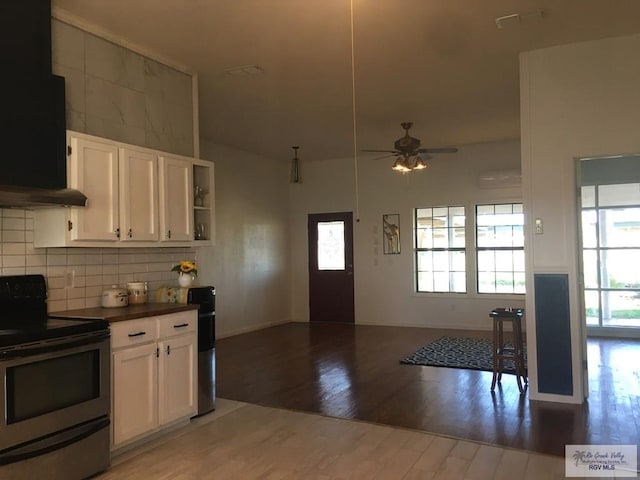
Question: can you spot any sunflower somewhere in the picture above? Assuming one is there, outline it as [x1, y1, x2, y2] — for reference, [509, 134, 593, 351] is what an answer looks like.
[171, 260, 198, 277]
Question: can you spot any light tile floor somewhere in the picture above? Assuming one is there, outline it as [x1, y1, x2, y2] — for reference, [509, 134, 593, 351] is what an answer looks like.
[97, 398, 585, 479]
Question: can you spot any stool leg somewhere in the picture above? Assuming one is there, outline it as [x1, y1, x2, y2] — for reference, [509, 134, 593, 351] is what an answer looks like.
[497, 321, 504, 383]
[513, 317, 525, 394]
[491, 318, 499, 391]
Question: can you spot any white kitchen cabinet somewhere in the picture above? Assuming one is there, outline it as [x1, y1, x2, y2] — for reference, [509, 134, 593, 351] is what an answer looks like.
[158, 155, 193, 242]
[110, 311, 197, 451]
[68, 134, 119, 241]
[34, 131, 213, 248]
[158, 334, 197, 424]
[112, 342, 158, 446]
[119, 147, 159, 242]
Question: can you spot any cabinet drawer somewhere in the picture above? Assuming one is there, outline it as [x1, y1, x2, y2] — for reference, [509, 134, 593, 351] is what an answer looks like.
[157, 311, 196, 339]
[111, 318, 158, 349]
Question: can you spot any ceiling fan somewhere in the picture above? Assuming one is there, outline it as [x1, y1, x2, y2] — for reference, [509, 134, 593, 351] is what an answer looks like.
[362, 122, 458, 173]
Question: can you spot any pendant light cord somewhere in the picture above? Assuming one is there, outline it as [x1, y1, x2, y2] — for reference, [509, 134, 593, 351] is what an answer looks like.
[350, 0, 360, 222]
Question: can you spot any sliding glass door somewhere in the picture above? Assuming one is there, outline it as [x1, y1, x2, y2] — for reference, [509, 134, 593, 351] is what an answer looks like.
[579, 156, 640, 336]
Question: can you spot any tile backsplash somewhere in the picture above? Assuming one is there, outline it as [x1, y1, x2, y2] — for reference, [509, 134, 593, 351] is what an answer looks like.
[1, 209, 195, 312]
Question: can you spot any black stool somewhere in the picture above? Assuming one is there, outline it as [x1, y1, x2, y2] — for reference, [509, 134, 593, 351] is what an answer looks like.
[490, 308, 526, 394]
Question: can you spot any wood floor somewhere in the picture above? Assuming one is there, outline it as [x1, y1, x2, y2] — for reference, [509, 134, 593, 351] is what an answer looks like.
[216, 322, 640, 458]
[98, 399, 569, 479]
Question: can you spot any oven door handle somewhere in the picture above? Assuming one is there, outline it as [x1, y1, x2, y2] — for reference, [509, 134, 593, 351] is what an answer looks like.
[0, 331, 110, 360]
[0, 417, 110, 466]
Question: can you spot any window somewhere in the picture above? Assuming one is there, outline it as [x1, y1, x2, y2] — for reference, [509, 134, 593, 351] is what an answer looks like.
[476, 203, 525, 294]
[415, 206, 466, 293]
[317, 221, 346, 270]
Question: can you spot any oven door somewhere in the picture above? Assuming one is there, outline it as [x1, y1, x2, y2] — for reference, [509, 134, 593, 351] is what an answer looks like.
[0, 331, 110, 452]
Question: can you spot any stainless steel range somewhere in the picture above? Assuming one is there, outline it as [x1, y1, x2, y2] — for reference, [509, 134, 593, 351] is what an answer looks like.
[0, 275, 111, 480]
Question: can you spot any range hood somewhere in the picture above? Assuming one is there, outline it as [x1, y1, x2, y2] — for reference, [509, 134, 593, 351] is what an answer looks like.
[0, 185, 87, 208]
[0, 1, 86, 209]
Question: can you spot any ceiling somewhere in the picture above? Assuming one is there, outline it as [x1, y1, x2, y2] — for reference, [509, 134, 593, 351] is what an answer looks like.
[53, 0, 640, 162]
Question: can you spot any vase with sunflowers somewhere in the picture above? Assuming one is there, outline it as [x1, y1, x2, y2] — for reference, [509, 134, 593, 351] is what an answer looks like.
[172, 260, 198, 287]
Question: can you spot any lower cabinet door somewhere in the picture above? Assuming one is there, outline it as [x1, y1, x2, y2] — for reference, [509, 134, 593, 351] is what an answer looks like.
[112, 343, 158, 446]
[158, 334, 197, 425]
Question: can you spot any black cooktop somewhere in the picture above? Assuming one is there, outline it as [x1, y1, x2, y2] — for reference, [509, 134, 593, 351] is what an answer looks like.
[0, 274, 109, 348]
[0, 317, 110, 348]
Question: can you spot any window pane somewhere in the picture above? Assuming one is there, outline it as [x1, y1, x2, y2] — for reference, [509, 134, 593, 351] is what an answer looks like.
[513, 250, 525, 272]
[581, 209, 597, 248]
[478, 271, 496, 293]
[477, 226, 495, 247]
[450, 251, 466, 272]
[601, 290, 640, 327]
[584, 289, 599, 326]
[495, 272, 514, 293]
[317, 221, 345, 270]
[452, 227, 466, 248]
[417, 272, 433, 292]
[495, 250, 513, 271]
[514, 273, 526, 294]
[599, 249, 640, 288]
[451, 272, 466, 293]
[433, 251, 449, 271]
[417, 251, 433, 271]
[582, 250, 598, 289]
[432, 228, 449, 248]
[478, 250, 495, 272]
[433, 272, 449, 292]
[599, 208, 640, 248]
[581, 185, 595, 208]
[598, 183, 640, 207]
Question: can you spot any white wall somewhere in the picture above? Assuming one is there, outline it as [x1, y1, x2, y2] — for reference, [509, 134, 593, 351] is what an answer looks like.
[290, 139, 524, 329]
[197, 141, 291, 337]
[520, 33, 640, 403]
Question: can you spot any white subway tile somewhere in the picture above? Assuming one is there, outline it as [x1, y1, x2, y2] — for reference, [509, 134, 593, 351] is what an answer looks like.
[67, 287, 86, 299]
[3, 255, 26, 268]
[26, 254, 47, 267]
[85, 265, 103, 276]
[3, 217, 26, 230]
[2, 230, 25, 242]
[86, 296, 102, 308]
[3, 243, 26, 255]
[47, 254, 67, 266]
[66, 298, 86, 310]
[48, 300, 68, 312]
[48, 288, 67, 301]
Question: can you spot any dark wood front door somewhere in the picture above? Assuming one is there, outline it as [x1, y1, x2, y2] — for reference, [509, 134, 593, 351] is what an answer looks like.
[308, 212, 354, 323]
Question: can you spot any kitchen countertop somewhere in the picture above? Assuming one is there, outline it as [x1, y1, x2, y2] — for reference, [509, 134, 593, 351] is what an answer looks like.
[49, 303, 199, 323]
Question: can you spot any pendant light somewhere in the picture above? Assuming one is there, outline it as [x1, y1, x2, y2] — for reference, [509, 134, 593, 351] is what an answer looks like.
[290, 146, 301, 183]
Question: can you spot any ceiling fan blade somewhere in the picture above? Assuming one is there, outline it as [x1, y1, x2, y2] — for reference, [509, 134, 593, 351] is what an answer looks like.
[421, 147, 459, 154]
[361, 149, 399, 154]
[369, 153, 398, 161]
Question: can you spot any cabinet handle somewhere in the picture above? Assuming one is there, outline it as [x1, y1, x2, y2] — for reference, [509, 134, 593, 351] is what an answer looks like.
[167, 345, 171, 355]
[128, 228, 133, 238]
[127, 331, 146, 337]
[173, 323, 189, 329]
[115, 228, 121, 239]
[156, 347, 159, 358]
[166, 229, 172, 239]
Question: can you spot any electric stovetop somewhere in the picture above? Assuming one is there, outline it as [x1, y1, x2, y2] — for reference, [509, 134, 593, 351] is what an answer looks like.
[0, 274, 109, 349]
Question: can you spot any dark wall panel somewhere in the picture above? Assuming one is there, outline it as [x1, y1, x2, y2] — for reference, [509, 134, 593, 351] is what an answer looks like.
[534, 273, 573, 395]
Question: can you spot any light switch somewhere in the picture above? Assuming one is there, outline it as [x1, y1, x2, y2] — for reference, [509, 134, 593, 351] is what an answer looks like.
[535, 218, 543, 234]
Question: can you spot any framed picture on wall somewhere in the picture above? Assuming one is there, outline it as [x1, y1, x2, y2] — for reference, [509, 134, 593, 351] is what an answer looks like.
[383, 214, 400, 254]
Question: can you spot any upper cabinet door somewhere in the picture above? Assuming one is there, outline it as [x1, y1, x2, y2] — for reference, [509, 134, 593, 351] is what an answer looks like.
[119, 148, 159, 242]
[158, 155, 193, 242]
[68, 134, 119, 241]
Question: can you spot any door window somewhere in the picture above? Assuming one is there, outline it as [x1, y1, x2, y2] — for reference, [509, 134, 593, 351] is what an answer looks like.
[317, 221, 345, 270]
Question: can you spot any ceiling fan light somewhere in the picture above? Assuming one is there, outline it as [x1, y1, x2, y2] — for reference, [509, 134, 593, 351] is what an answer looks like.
[392, 157, 408, 172]
[412, 157, 428, 170]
